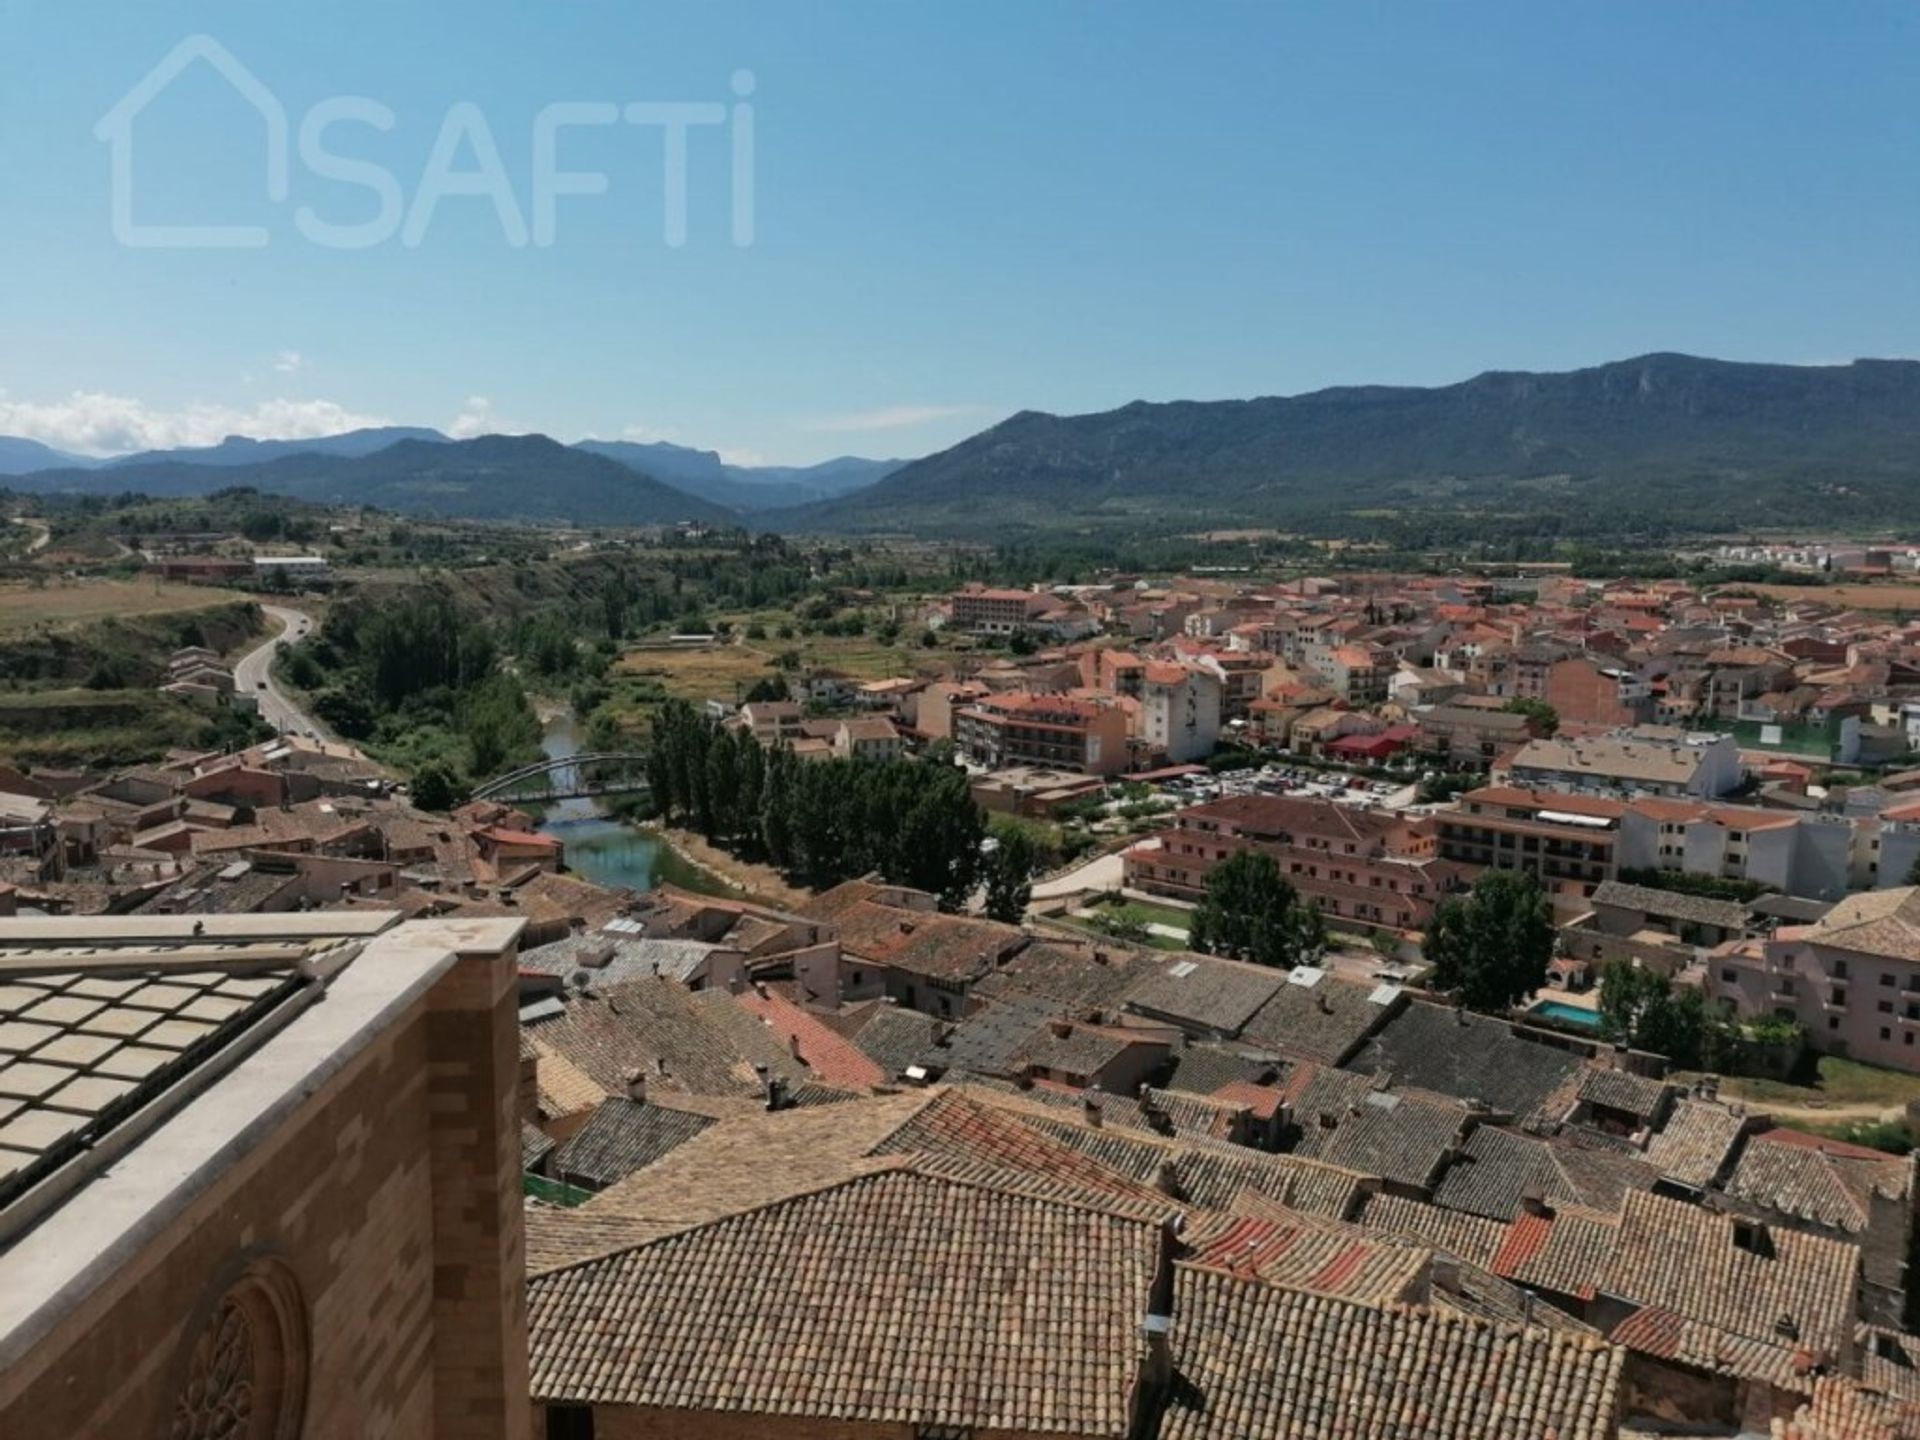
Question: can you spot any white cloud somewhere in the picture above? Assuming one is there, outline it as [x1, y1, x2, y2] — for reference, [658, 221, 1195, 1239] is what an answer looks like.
[618, 423, 682, 444]
[272, 349, 304, 375]
[0, 388, 390, 456]
[802, 403, 974, 433]
[446, 395, 529, 440]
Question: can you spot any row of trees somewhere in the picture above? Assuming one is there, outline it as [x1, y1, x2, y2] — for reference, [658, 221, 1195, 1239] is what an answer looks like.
[646, 701, 988, 908]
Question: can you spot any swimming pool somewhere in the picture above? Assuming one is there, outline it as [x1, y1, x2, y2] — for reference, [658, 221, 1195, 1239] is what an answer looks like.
[1529, 999, 1602, 1030]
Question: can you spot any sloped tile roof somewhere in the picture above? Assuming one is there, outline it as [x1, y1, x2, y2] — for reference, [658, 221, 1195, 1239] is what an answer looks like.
[1724, 1128, 1908, 1233]
[1238, 974, 1397, 1065]
[1292, 1093, 1465, 1191]
[733, 988, 886, 1090]
[1124, 954, 1285, 1035]
[1599, 1190, 1862, 1356]
[1158, 1266, 1624, 1440]
[1608, 1305, 1814, 1392]
[549, 1099, 715, 1191]
[1643, 1097, 1747, 1189]
[1491, 1205, 1619, 1301]
[1346, 1002, 1584, 1118]
[1354, 1192, 1506, 1268]
[1184, 1213, 1428, 1306]
[848, 1004, 946, 1078]
[1433, 1123, 1659, 1222]
[529, 1167, 1158, 1431]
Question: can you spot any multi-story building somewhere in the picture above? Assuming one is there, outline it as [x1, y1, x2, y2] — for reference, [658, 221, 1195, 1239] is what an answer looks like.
[1139, 662, 1222, 764]
[1416, 700, 1538, 767]
[1545, 655, 1652, 728]
[954, 693, 1129, 775]
[950, 585, 1051, 635]
[1504, 727, 1744, 800]
[1125, 793, 1457, 937]
[1433, 786, 1623, 900]
[1711, 886, 1920, 1072]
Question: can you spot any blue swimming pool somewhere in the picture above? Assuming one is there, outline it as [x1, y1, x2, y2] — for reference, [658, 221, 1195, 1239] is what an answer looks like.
[1529, 999, 1603, 1030]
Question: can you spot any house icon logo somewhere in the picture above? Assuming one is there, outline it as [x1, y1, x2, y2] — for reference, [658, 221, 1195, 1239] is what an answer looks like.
[95, 35, 287, 249]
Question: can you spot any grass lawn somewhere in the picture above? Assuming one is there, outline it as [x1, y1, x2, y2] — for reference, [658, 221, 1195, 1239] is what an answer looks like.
[1679, 1055, 1920, 1113]
[1089, 895, 1193, 933]
[0, 579, 234, 636]
[1055, 916, 1189, 952]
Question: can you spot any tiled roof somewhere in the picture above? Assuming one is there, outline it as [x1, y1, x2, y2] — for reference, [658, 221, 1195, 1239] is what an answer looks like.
[529, 1043, 609, 1118]
[1237, 972, 1397, 1064]
[1433, 1123, 1659, 1222]
[847, 1004, 945, 1078]
[1491, 1205, 1619, 1301]
[1158, 1265, 1625, 1440]
[521, 1122, 556, 1172]
[1570, 1065, 1671, 1122]
[733, 988, 886, 1090]
[1159, 1038, 1277, 1096]
[524, 978, 806, 1100]
[1183, 1212, 1428, 1306]
[1354, 1192, 1506, 1268]
[1346, 1002, 1584, 1119]
[1859, 1325, 1920, 1404]
[1124, 954, 1284, 1035]
[1802, 887, 1920, 964]
[1609, 1304, 1814, 1392]
[1210, 1079, 1285, 1121]
[1292, 1093, 1465, 1191]
[1643, 1096, 1748, 1189]
[971, 937, 1152, 1012]
[584, 1091, 936, 1227]
[529, 1167, 1158, 1432]
[523, 1206, 685, 1276]
[828, 900, 1028, 981]
[1599, 1190, 1862, 1356]
[1724, 1127, 1909, 1233]
[1590, 880, 1750, 931]
[549, 1098, 716, 1191]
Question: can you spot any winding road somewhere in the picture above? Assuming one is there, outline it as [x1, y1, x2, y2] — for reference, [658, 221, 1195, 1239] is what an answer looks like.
[234, 602, 369, 762]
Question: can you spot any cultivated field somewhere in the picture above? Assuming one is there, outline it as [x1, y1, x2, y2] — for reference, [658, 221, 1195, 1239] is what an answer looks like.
[616, 635, 932, 701]
[1744, 582, 1920, 611]
[0, 579, 237, 636]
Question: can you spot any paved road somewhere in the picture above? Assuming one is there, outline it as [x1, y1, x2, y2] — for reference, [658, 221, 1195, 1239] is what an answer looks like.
[1031, 846, 1129, 901]
[234, 602, 367, 760]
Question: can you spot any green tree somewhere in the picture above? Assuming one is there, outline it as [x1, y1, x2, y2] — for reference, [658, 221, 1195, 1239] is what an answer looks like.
[983, 826, 1037, 923]
[410, 760, 463, 813]
[1423, 871, 1554, 1012]
[1188, 850, 1308, 969]
[1503, 697, 1560, 737]
[1597, 960, 1720, 1068]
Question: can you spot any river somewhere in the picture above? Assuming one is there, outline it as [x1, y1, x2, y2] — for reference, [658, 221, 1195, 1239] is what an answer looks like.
[532, 711, 730, 897]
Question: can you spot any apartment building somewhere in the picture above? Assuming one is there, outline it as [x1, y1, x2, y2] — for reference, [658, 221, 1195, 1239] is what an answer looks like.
[953, 692, 1129, 775]
[1126, 793, 1456, 936]
[1139, 661, 1223, 764]
[1433, 786, 1623, 899]
[1711, 887, 1920, 1072]
[1417, 700, 1538, 766]
[949, 584, 1051, 635]
[1545, 655, 1652, 728]
[1504, 727, 1744, 800]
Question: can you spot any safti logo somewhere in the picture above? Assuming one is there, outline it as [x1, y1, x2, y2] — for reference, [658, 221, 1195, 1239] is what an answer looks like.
[95, 35, 756, 251]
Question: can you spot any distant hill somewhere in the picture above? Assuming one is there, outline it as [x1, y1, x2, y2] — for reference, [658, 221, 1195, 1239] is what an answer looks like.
[104, 427, 450, 469]
[785, 354, 1920, 536]
[577, 441, 902, 511]
[14, 434, 735, 527]
[0, 437, 98, 476]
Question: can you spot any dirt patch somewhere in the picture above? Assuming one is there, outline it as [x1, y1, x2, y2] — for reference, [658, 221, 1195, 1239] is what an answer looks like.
[649, 825, 818, 911]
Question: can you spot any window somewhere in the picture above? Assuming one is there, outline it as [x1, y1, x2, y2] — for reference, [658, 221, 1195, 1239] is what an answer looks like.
[547, 1407, 595, 1440]
[1721, 968, 1737, 984]
[1882, 1027, 1893, 1042]
[1833, 960, 1849, 980]
[1886, 974, 1898, 988]
[1829, 1017, 1841, 1031]
[1880, 1001, 1895, 1015]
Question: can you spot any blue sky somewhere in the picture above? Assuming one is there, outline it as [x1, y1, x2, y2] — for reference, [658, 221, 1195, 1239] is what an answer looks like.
[0, 1, 1915, 464]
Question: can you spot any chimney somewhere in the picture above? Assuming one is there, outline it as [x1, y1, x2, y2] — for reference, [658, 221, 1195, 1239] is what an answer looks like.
[1154, 1159, 1183, 1199]
[1317, 990, 1333, 1015]
[1519, 1188, 1553, 1219]
[1049, 1018, 1073, 1039]
[788, 1033, 805, 1062]
[624, 1069, 647, 1104]
[1454, 1004, 1469, 1026]
[1083, 1095, 1104, 1129]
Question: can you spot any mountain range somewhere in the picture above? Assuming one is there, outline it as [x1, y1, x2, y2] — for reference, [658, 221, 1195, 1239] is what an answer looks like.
[10, 355, 1920, 536]
[0, 429, 903, 524]
[784, 353, 1920, 536]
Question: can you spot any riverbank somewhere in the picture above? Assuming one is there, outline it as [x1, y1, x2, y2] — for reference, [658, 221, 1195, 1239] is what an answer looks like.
[647, 825, 818, 911]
